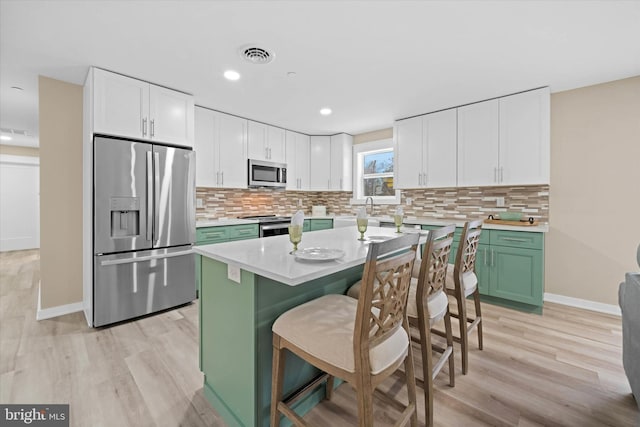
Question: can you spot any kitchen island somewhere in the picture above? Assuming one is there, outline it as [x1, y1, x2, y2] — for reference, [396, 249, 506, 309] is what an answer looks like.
[194, 226, 426, 427]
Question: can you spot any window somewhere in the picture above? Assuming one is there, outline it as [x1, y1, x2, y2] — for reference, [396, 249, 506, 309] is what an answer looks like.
[352, 138, 400, 204]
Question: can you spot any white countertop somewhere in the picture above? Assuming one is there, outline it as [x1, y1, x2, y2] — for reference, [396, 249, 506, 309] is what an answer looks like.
[196, 215, 548, 232]
[194, 226, 427, 286]
[333, 215, 549, 232]
[398, 217, 549, 233]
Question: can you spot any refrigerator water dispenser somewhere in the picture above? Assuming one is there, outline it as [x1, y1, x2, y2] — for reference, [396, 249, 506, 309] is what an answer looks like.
[110, 197, 140, 238]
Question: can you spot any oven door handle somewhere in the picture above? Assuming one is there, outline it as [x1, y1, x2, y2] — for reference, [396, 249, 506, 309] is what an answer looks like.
[260, 223, 291, 231]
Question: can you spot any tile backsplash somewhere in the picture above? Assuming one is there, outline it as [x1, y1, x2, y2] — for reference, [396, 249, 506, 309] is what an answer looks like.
[196, 185, 549, 222]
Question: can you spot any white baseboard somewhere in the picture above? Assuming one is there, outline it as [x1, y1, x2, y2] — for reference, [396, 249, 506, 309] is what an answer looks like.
[36, 283, 84, 321]
[544, 292, 621, 316]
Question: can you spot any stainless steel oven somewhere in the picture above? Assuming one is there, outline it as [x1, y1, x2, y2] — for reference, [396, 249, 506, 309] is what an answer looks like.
[239, 215, 291, 237]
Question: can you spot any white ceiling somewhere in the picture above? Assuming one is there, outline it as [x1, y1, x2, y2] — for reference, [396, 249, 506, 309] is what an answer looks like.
[1, 1, 639, 147]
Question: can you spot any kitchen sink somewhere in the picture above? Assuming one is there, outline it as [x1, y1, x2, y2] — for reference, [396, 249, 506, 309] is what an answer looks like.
[333, 216, 386, 228]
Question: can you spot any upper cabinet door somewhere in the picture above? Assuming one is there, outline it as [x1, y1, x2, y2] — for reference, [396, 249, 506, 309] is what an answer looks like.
[149, 85, 194, 148]
[296, 133, 310, 190]
[330, 133, 352, 191]
[285, 131, 310, 191]
[309, 136, 331, 190]
[248, 121, 286, 163]
[194, 107, 217, 188]
[216, 112, 248, 189]
[247, 121, 267, 160]
[457, 99, 499, 187]
[93, 68, 149, 140]
[424, 108, 457, 188]
[267, 126, 286, 163]
[394, 116, 424, 189]
[499, 88, 550, 185]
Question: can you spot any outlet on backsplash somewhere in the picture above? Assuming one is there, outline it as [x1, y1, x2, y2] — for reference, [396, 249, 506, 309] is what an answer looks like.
[297, 199, 303, 207]
[496, 196, 505, 207]
[405, 197, 413, 206]
[196, 198, 204, 208]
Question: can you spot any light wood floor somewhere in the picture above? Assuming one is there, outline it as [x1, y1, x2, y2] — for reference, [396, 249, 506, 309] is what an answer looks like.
[1, 249, 638, 426]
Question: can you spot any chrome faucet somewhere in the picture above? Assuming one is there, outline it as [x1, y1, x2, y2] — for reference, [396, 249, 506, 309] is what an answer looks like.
[365, 196, 374, 217]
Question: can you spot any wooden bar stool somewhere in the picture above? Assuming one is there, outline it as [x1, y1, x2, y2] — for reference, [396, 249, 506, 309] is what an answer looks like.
[437, 219, 484, 375]
[408, 224, 456, 427]
[270, 233, 421, 427]
[347, 225, 456, 427]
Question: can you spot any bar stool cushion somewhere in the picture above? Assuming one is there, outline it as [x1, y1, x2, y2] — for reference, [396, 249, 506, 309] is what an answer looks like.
[445, 264, 478, 297]
[407, 280, 449, 323]
[272, 294, 409, 375]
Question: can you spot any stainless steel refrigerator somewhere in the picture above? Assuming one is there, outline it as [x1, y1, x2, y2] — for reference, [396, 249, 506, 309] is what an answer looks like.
[93, 136, 195, 327]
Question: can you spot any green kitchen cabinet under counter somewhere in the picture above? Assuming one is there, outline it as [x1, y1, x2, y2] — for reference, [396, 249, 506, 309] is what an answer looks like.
[195, 224, 260, 296]
[421, 224, 544, 311]
[309, 219, 333, 231]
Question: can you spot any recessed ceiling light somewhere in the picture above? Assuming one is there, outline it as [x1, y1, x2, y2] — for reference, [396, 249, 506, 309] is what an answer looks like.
[320, 108, 332, 116]
[287, 72, 297, 77]
[224, 70, 241, 81]
[0, 135, 12, 141]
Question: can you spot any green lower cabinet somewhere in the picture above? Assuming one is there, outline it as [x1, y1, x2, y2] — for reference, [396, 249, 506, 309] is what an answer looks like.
[196, 224, 260, 297]
[309, 219, 333, 231]
[421, 224, 544, 310]
[489, 245, 543, 306]
[303, 219, 311, 232]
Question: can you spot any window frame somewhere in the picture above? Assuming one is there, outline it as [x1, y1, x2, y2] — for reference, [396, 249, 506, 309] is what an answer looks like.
[350, 138, 401, 205]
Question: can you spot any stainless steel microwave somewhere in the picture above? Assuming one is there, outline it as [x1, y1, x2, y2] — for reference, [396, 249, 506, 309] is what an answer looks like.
[248, 159, 287, 188]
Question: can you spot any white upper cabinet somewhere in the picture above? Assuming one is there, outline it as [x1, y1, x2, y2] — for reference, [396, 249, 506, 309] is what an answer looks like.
[194, 106, 247, 189]
[148, 85, 194, 146]
[267, 126, 286, 163]
[330, 133, 353, 191]
[217, 112, 248, 189]
[247, 121, 286, 163]
[92, 68, 194, 147]
[394, 115, 423, 189]
[309, 136, 331, 190]
[195, 107, 217, 188]
[457, 88, 550, 186]
[395, 109, 457, 189]
[93, 69, 149, 139]
[285, 130, 310, 191]
[499, 87, 550, 185]
[457, 99, 500, 186]
[424, 109, 457, 188]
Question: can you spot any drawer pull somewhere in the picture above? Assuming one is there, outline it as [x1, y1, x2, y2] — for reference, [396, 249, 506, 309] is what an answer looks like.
[501, 237, 529, 243]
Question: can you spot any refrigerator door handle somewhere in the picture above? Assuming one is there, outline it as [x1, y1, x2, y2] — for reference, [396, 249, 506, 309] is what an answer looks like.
[154, 151, 160, 245]
[146, 151, 153, 241]
[100, 249, 194, 266]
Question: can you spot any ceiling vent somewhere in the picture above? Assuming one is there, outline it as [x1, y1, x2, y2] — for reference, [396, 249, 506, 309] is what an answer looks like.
[239, 45, 275, 65]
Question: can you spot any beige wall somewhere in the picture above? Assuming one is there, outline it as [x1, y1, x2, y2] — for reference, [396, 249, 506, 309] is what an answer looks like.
[39, 76, 83, 309]
[0, 145, 39, 157]
[546, 76, 640, 305]
[353, 127, 393, 144]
